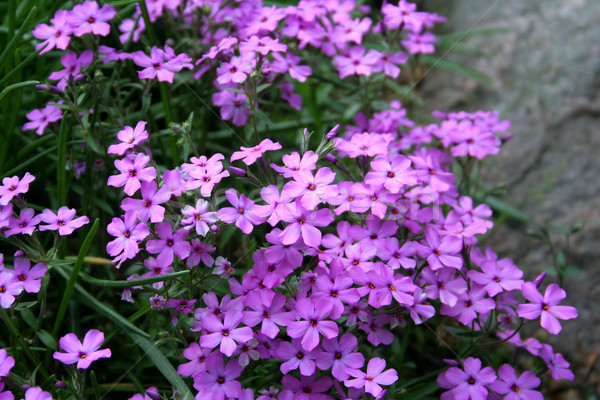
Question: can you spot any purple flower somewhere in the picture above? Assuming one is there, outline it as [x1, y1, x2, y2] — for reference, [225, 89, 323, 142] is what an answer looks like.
[32, 10, 72, 54]
[177, 342, 211, 379]
[491, 364, 543, 400]
[0, 349, 15, 377]
[141, 253, 174, 289]
[48, 51, 93, 90]
[108, 154, 156, 196]
[270, 52, 312, 82]
[231, 139, 282, 166]
[212, 90, 251, 127]
[67, 1, 116, 37]
[121, 181, 171, 223]
[216, 55, 253, 85]
[53, 329, 111, 369]
[107, 121, 149, 155]
[23, 387, 52, 400]
[131, 46, 192, 83]
[441, 285, 496, 326]
[12, 256, 47, 293]
[516, 283, 578, 335]
[129, 387, 159, 400]
[468, 258, 524, 297]
[365, 154, 417, 194]
[193, 354, 243, 400]
[282, 167, 337, 210]
[414, 227, 463, 270]
[281, 373, 331, 400]
[287, 298, 339, 351]
[217, 189, 269, 234]
[5, 208, 41, 237]
[187, 239, 216, 268]
[23, 101, 63, 135]
[106, 210, 150, 266]
[437, 357, 497, 400]
[0, 271, 23, 308]
[317, 333, 365, 381]
[345, 357, 398, 397]
[278, 201, 334, 248]
[538, 344, 574, 381]
[0, 172, 35, 205]
[276, 338, 320, 376]
[39, 206, 89, 236]
[146, 221, 191, 264]
[181, 199, 217, 236]
[200, 310, 253, 357]
[332, 46, 379, 79]
[243, 292, 294, 339]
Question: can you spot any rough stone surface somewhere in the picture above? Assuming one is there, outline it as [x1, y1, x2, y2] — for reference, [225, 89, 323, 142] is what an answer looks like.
[420, 0, 600, 395]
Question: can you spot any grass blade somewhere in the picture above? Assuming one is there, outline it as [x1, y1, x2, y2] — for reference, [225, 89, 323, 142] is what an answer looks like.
[0, 80, 39, 102]
[50, 218, 99, 339]
[421, 55, 494, 87]
[56, 111, 69, 207]
[0, 6, 37, 73]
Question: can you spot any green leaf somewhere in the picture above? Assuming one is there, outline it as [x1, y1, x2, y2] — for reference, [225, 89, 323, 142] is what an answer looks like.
[0, 6, 37, 73]
[395, 382, 440, 400]
[56, 111, 69, 206]
[0, 80, 38, 102]
[421, 55, 494, 87]
[37, 330, 57, 350]
[128, 333, 194, 400]
[20, 308, 37, 329]
[51, 218, 100, 339]
[77, 270, 190, 288]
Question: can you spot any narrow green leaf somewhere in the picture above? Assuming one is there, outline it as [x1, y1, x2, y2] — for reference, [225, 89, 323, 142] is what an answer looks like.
[127, 332, 194, 400]
[77, 269, 190, 288]
[37, 329, 57, 350]
[421, 55, 494, 87]
[57, 111, 69, 206]
[0, 49, 40, 87]
[0, 6, 37, 73]
[51, 218, 99, 339]
[0, 80, 38, 102]
[20, 308, 37, 329]
[90, 371, 102, 400]
[51, 265, 150, 338]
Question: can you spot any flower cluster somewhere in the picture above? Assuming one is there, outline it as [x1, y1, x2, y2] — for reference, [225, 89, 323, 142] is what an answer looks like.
[0, 0, 579, 399]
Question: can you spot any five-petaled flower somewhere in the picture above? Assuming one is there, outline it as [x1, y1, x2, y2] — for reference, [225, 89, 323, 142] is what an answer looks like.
[53, 329, 111, 369]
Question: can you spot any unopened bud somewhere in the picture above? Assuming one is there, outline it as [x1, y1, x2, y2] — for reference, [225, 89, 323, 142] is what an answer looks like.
[324, 153, 337, 164]
[533, 272, 547, 288]
[229, 166, 247, 177]
[325, 124, 340, 140]
[55, 381, 67, 390]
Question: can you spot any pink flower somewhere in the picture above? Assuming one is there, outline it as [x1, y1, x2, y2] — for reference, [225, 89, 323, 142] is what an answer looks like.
[278, 201, 334, 248]
[345, 357, 398, 397]
[193, 354, 243, 400]
[491, 364, 543, 400]
[107, 153, 156, 196]
[270, 52, 312, 82]
[121, 181, 171, 223]
[231, 139, 282, 165]
[68, 1, 116, 37]
[0, 172, 35, 205]
[200, 310, 253, 357]
[181, 199, 218, 236]
[437, 357, 497, 400]
[287, 298, 339, 351]
[0, 349, 15, 377]
[23, 101, 63, 135]
[23, 387, 52, 400]
[5, 208, 41, 237]
[216, 55, 253, 85]
[11, 256, 47, 293]
[53, 329, 111, 369]
[131, 46, 193, 83]
[32, 10, 72, 54]
[212, 90, 251, 126]
[516, 283, 578, 335]
[332, 46, 379, 79]
[0, 272, 23, 308]
[217, 189, 269, 234]
[39, 206, 89, 236]
[106, 210, 150, 265]
[107, 121, 149, 155]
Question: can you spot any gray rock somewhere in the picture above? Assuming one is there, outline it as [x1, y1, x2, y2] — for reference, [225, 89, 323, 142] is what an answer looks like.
[420, 0, 600, 392]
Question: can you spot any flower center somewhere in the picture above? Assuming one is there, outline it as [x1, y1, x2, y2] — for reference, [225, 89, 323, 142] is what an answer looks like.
[511, 384, 520, 393]
[0, 286, 5, 293]
[464, 300, 472, 308]
[542, 304, 549, 311]
[129, 170, 137, 177]
[124, 231, 131, 238]
[217, 376, 225, 384]
[238, 208, 244, 214]
[296, 352, 304, 359]
[387, 172, 395, 178]
[18, 275, 26, 281]
[335, 352, 342, 359]
[222, 329, 229, 336]
[88, 17, 95, 23]
[310, 319, 318, 327]
[308, 184, 316, 191]
[467, 377, 475, 385]
[79, 352, 87, 359]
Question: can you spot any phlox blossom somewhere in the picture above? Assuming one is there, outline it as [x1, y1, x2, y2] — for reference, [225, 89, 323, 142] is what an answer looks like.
[53, 329, 111, 369]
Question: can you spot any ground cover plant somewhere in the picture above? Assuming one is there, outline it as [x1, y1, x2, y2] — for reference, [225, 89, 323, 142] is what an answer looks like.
[0, 0, 580, 399]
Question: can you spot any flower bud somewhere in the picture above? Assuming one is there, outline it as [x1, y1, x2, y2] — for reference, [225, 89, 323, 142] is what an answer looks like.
[533, 272, 547, 288]
[55, 381, 67, 390]
[229, 166, 247, 177]
[325, 124, 340, 140]
[324, 153, 337, 164]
